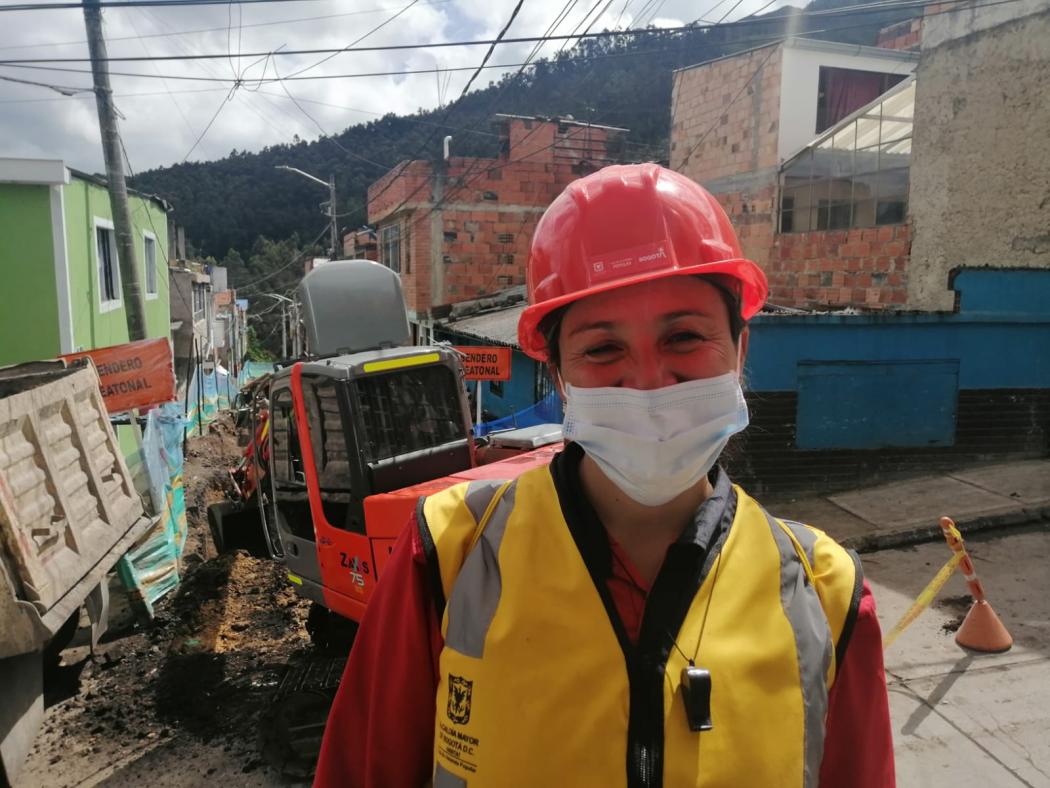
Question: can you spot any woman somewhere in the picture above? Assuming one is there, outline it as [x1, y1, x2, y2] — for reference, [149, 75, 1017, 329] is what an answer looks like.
[315, 164, 894, 787]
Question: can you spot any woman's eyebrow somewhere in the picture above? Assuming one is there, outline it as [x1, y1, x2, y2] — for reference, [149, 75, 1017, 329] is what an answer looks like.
[568, 320, 617, 337]
[661, 310, 717, 322]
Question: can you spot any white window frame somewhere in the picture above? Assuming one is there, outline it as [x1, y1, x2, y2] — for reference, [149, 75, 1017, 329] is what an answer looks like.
[93, 217, 122, 313]
[143, 230, 158, 300]
[380, 223, 401, 274]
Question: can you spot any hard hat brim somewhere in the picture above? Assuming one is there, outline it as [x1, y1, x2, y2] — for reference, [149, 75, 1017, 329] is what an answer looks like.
[517, 258, 768, 361]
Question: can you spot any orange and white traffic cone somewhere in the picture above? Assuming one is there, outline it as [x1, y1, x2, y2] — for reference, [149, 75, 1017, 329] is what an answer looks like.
[939, 516, 1013, 653]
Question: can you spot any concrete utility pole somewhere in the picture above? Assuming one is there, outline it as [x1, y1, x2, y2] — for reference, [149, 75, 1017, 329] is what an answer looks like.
[82, 0, 147, 341]
[328, 175, 338, 259]
[276, 165, 339, 259]
[280, 301, 288, 358]
[264, 293, 294, 358]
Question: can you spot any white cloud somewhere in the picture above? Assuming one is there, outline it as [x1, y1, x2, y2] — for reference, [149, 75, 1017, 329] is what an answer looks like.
[0, 0, 790, 171]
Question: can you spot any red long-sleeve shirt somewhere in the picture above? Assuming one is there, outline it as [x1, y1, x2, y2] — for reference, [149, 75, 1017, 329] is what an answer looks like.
[314, 516, 895, 788]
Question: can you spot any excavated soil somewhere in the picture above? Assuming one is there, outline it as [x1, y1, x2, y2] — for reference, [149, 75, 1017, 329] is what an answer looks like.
[16, 416, 321, 788]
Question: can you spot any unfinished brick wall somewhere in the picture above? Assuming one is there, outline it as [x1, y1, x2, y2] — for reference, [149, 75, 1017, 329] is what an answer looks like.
[368, 161, 432, 224]
[435, 157, 567, 304]
[370, 117, 625, 317]
[670, 44, 783, 182]
[876, 17, 922, 51]
[401, 214, 432, 315]
[670, 45, 783, 272]
[769, 224, 911, 309]
[342, 229, 377, 261]
[710, 183, 778, 270]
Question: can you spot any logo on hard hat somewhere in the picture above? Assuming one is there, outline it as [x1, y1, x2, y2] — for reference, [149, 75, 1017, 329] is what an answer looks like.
[447, 674, 473, 725]
[586, 242, 673, 286]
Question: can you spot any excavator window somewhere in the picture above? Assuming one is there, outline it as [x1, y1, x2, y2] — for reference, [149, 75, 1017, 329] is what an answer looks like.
[271, 387, 305, 488]
[354, 364, 464, 463]
[302, 378, 352, 491]
[270, 385, 314, 542]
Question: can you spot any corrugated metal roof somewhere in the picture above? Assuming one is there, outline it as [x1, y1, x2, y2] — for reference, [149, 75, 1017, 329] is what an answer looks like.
[440, 304, 526, 348]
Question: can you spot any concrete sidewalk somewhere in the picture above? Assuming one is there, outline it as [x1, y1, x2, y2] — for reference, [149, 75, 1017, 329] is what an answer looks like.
[865, 528, 1050, 787]
[768, 459, 1050, 552]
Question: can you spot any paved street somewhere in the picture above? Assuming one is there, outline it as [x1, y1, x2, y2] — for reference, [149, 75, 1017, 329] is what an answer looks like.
[866, 524, 1050, 787]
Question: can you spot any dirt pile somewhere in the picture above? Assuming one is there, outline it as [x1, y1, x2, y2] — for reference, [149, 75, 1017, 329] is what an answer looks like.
[18, 417, 318, 788]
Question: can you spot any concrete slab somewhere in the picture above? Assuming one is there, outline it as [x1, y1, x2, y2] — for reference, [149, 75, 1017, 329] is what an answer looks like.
[765, 496, 876, 542]
[888, 684, 1039, 788]
[888, 666, 1050, 788]
[866, 528, 1050, 678]
[829, 476, 1018, 531]
[865, 528, 1050, 787]
[895, 660, 1050, 787]
[950, 460, 1050, 507]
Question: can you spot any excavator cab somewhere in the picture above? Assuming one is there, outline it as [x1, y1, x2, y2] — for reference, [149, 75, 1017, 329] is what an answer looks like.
[212, 259, 561, 639]
[267, 346, 473, 623]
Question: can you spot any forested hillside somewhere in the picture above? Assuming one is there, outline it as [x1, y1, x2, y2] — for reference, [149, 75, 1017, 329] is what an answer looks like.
[131, 0, 918, 283]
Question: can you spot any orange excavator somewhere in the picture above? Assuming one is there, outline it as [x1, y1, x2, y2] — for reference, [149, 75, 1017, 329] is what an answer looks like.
[210, 259, 561, 644]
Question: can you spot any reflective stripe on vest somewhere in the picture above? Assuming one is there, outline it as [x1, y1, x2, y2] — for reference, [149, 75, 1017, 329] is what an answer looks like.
[422, 466, 859, 787]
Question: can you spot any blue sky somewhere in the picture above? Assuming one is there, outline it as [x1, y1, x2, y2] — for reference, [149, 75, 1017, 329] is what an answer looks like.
[0, 0, 792, 171]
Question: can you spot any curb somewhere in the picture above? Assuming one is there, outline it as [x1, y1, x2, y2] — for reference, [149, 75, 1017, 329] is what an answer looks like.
[841, 503, 1050, 554]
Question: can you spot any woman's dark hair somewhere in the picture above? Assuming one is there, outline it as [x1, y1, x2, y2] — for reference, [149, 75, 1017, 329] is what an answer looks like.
[537, 276, 746, 368]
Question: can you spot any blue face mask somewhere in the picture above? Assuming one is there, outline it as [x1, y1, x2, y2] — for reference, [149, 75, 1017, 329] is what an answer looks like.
[562, 372, 749, 507]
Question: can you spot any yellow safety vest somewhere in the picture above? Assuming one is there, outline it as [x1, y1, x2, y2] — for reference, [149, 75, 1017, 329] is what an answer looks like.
[420, 465, 861, 788]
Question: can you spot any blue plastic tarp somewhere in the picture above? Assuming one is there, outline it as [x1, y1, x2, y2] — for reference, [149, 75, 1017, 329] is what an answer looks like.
[473, 393, 563, 437]
[117, 403, 187, 617]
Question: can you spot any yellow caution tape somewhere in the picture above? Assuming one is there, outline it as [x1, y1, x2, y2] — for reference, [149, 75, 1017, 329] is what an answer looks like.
[883, 552, 964, 649]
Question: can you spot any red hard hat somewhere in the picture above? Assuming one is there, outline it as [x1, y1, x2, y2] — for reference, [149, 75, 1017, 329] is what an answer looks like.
[518, 163, 768, 361]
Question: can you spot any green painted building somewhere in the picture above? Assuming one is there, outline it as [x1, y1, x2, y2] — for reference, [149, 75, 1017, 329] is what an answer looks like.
[0, 158, 174, 471]
[0, 157, 172, 365]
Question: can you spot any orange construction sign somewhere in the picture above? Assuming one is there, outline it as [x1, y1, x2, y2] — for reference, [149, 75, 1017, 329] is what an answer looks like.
[61, 337, 176, 414]
[454, 346, 512, 381]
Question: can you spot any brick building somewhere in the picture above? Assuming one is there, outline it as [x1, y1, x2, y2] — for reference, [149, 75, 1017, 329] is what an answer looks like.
[670, 37, 917, 309]
[342, 226, 378, 261]
[367, 114, 627, 340]
[876, 16, 923, 51]
[665, 3, 1050, 494]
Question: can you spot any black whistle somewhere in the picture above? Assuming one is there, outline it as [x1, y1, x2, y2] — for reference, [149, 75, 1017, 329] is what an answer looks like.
[681, 666, 713, 732]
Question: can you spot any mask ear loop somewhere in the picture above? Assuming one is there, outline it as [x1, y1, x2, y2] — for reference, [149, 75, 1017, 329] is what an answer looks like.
[547, 362, 567, 403]
[669, 547, 725, 733]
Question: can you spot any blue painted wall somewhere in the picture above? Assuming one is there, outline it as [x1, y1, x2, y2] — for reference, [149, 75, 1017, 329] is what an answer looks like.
[434, 330, 541, 419]
[745, 269, 1050, 450]
[796, 360, 959, 449]
[746, 269, 1050, 393]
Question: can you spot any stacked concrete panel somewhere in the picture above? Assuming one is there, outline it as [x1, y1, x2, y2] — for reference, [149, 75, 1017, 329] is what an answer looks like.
[0, 362, 147, 657]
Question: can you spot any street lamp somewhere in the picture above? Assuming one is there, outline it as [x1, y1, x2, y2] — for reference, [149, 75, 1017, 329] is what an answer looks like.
[275, 165, 339, 259]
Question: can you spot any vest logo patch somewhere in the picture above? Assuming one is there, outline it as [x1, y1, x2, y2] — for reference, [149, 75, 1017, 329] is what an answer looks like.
[447, 674, 473, 725]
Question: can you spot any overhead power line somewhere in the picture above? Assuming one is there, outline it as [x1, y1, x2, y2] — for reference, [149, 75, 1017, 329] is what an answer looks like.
[0, 0, 974, 61]
[281, 0, 422, 80]
[0, 0, 335, 11]
[0, 71, 89, 93]
[0, 0, 454, 52]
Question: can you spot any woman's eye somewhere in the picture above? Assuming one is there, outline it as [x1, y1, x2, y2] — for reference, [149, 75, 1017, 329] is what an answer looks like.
[668, 332, 704, 346]
[583, 343, 621, 360]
